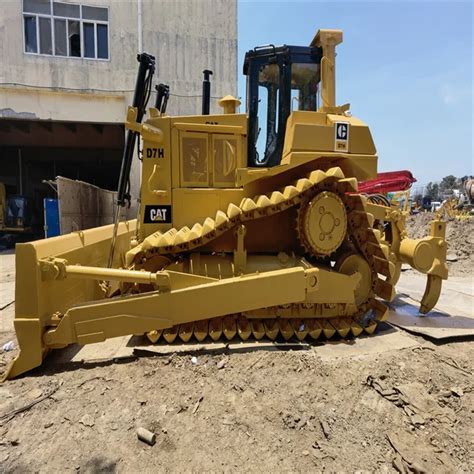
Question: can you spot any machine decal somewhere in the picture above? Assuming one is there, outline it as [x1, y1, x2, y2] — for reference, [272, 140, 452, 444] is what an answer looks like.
[146, 147, 165, 158]
[144, 205, 172, 223]
[335, 122, 349, 152]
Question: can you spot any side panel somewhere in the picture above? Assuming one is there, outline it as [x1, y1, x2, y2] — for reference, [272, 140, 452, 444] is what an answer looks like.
[139, 117, 173, 240]
[326, 114, 377, 156]
[280, 111, 378, 182]
[139, 113, 248, 240]
[172, 188, 244, 230]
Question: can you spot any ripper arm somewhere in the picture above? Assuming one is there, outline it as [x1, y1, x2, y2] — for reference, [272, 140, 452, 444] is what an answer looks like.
[366, 202, 448, 313]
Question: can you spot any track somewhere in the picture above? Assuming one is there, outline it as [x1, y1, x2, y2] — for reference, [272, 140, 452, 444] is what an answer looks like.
[124, 167, 394, 343]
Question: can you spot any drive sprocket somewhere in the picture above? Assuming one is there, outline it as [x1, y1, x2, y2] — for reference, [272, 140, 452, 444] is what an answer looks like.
[297, 190, 347, 256]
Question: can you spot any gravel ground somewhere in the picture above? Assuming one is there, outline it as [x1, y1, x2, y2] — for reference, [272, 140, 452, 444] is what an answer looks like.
[0, 337, 472, 473]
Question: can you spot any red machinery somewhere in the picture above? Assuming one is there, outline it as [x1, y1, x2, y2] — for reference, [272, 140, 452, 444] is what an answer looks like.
[358, 170, 416, 194]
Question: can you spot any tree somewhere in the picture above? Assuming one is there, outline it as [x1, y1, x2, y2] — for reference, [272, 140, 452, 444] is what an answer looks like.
[439, 175, 459, 195]
[425, 182, 439, 200]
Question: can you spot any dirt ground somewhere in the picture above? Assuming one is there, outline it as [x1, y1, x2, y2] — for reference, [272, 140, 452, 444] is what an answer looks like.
[1, 338, 473, 473]
[0, 215, 473, 473]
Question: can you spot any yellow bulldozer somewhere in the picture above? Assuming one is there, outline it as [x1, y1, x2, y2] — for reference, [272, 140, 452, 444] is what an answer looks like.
[4, 29, 448, 380]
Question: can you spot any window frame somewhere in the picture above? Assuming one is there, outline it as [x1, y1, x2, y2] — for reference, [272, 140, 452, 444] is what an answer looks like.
[211, 134, 241, 188]
[179, 131, 210, 188]
[23, 14, 39, 54]
[38, 15, 53, 55]
[22, 1, 110, 61]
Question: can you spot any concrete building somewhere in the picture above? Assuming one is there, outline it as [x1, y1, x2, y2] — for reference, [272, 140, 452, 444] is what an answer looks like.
[0, 0, 237, 235]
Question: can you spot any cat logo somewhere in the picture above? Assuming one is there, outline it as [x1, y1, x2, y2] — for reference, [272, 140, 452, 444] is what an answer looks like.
[144, 205, 172, 224]
[336, 123, 348, 140]
[150, 208, 167, 221]
[334, 122, 349, 152]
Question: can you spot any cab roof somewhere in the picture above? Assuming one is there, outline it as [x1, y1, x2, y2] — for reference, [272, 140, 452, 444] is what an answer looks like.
[243, 45, 322, 75]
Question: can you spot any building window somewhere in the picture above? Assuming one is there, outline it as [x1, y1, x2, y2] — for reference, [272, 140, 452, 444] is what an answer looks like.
[22, 0, 109, 60]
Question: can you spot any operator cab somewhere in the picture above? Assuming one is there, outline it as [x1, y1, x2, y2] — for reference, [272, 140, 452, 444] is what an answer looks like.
[244, 44, 323, 167]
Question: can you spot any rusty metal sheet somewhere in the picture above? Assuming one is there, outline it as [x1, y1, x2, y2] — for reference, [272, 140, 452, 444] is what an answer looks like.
[397, 273, 473, 318]
[56, 176, 116, 234]
[388, 296, 474, 340]
[313, 327, 419, 360]
[389, 273, 474, 339]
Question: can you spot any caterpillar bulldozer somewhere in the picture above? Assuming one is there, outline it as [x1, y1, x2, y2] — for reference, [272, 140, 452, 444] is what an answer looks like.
[4, 29, 448, 380]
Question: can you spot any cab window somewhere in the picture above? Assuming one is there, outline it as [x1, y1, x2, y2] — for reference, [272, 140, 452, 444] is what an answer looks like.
[290, 63, 320, 112]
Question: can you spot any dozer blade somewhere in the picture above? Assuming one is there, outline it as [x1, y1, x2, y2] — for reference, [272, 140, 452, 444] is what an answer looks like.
[3, 219, 138, 382]
[4, 222, 362, 380]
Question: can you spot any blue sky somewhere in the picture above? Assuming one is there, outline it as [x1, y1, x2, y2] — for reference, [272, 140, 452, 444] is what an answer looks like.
[237, 0, 473, 186]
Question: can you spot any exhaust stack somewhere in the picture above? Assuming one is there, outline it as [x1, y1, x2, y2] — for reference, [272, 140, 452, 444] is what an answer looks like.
[155, 83, 170, 114]
[202, 69, 213, 115]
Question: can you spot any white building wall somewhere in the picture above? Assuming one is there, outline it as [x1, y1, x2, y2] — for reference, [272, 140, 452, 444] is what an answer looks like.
[0, 0, 137, 122]
[143, 0, 238, 115]
[0, 0, 237, 120]
[0, 0, 237, 204]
